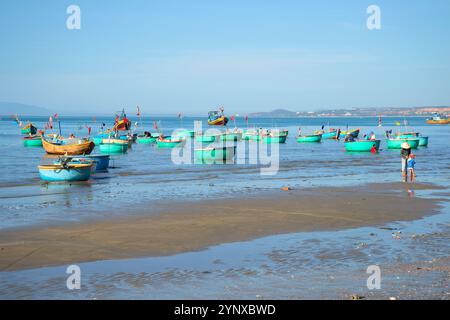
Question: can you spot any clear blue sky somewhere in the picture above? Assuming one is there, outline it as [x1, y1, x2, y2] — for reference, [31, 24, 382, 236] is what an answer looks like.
[0, 0, 449, 115]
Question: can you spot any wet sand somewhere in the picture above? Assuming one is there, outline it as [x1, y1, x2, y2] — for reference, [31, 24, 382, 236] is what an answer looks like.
[0, 182, 443, 271]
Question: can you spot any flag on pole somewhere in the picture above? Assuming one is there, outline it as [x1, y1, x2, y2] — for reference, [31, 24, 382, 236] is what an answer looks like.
[245, 115, 248, 124]
[136, 106, 141, 117]
[153, 121, 158, 130]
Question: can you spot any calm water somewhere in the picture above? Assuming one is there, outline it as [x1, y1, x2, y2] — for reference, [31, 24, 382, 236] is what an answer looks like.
[0, 116, 449, 230]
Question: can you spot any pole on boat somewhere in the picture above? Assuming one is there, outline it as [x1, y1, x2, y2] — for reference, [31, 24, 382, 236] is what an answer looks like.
[58, 121, 62, 137]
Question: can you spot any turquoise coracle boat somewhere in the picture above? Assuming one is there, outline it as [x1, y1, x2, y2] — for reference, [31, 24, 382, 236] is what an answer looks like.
[262, 135, 287, 144]
[23, 135, 43, 147]
[387, 138, 420, 149]
[136, 136, 157, 144]
[156, 136, 184, 148]
[297, 134, 322, 143]
[345, 140, 380, 152]
[99, 139, 129, 154]
[64, 155, 110, 171]
[195, 146, 236, 164]
[38, 163, 93, 182]
[196, 135, 216, 143]
[418, 136, 429, 147]
[320, 130, 338, 139]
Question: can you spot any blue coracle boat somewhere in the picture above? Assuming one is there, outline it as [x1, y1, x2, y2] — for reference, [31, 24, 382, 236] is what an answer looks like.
[38, 163, 94, 182]
[62, 155, 110, 171]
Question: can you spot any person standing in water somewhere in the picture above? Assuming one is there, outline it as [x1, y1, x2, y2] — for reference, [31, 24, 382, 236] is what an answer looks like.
[401, 142, 411, 181]
[407, 154, 417, 182]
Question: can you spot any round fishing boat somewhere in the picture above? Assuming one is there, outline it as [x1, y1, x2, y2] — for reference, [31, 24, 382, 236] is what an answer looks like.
[394, 132, 419, 139]
[345, 140, 380, 152]
[418, 136, 429, 147]
[136, 136, 157, 144]
[99, 140, 129, 154]
[23, 136, 43, 147]
[387, 138, 420, 149]
[67, 154, 110, 171]
[297, 134, 322, 143]
[38, 163, 93, 182]
[195, 146, 236, 163]
[195, 135, 216, 143]
[156, 137, 184, 148]
[262, 135, 287, 144]
[320, 130, 338, 139]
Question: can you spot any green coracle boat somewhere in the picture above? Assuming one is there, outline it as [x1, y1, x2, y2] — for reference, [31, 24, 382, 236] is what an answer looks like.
[394, 132, 419, 139]
[345, 140, 380, 152]
[196, 135, 216, 143]
[418, 136, 429, 147]
[156, 137, 184, 148]
[23, 135, 43, 147]
[262, 135, 287, 144]
[387, 138, 420, 149]
[195, 146, 236, 164]
[136, 136, 157, 144]
[99, 140, 129, 154]
[297, 134, 322, 143]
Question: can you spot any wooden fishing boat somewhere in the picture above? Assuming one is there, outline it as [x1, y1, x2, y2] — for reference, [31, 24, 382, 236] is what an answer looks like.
[426, 114, 450, 124]
[221, 132, 242, 142]
[387, 138, 420, 149]
[42, 137, 95, 155]
[99, 139, 129, 153]
[156, 136, 184, 148]
[22, 135, 43, 147]
[418, 136, 429, 147]
[60, 155, 110, 171]
[38, 163, 94, 182]
[20, 123, 37, 135]
[297, 134, 322, 143]
[195, 146, 236, 163]
[345, 140, 380, 152]
[339, 129, 360, 139]
[207, 110, 229, 126]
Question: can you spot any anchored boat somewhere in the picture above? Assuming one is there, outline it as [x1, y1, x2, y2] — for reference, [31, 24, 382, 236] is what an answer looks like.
[316, 129, 338, 139]
[99, 139, 129, 153]
[23, 135, 43, 147]
[387, 138, 420, 149]
[426, 114, 450, 125]
[42, 137, 95, 155]
[156, 136, 184, 148]
[58, 155, 110, 171]
[195, 146, 236, 163]
[345, 140, 380, 152]
[207, 109, 228, 126]
[38, 163, 94, 182]
[297, 134, 322, 143]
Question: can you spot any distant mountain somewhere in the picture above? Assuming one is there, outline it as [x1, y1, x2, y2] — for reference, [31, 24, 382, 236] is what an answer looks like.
[0, 102, 51, 116]
[248, 109, 299, 118]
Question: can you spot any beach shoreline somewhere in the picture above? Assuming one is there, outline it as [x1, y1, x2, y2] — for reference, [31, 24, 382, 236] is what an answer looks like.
[0, 182, 445, 272]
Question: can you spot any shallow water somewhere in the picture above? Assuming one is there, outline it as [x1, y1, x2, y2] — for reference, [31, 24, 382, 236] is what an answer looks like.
[0, 116, 449, 229]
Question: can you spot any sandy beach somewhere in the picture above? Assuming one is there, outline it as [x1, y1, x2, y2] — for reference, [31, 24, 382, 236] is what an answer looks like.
[0, 182, 443, 272]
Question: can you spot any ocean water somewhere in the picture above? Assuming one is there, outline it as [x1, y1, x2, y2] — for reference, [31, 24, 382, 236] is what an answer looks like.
[0, 116, 449, 230]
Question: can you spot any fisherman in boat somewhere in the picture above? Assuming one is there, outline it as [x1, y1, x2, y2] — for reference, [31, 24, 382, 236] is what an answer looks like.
[144, 131, 151, 137]
[69, 133, 75, 139]
[368, 131, 376, 141]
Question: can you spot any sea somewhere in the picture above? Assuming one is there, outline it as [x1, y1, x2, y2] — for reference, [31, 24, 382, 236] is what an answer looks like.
[0, 115, 449, 299]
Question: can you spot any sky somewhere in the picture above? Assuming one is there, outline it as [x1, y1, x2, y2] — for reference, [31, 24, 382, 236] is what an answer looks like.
[0, 0, 449, 115]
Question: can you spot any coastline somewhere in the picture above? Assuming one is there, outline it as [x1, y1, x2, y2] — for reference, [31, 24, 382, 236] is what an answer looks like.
[0, 182, 444, 272]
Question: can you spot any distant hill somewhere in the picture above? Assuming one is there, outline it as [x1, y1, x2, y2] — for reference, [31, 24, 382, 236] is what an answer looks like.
[0, 102, 51, 116]
[249, 109, 299, 118]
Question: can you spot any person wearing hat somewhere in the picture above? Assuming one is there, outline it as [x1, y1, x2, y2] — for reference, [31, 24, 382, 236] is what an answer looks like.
[401, 142, 411, 179]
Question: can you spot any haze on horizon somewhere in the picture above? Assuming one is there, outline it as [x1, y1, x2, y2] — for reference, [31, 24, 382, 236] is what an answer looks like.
[0, 0, 449, 115]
